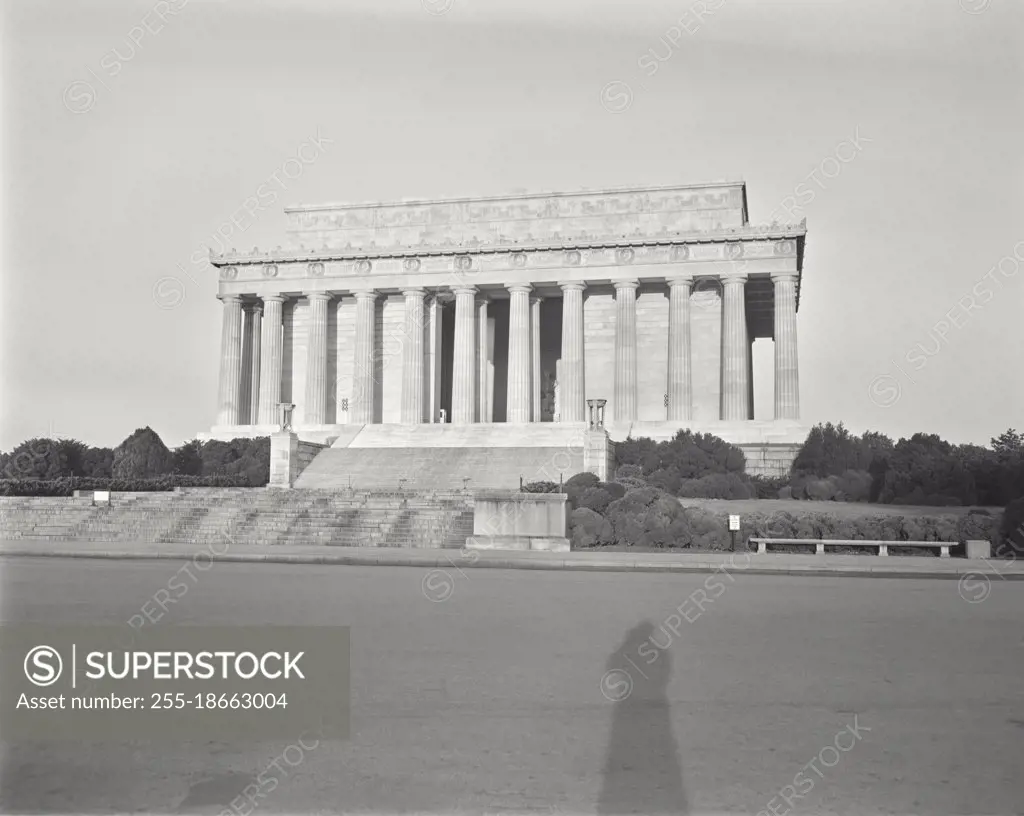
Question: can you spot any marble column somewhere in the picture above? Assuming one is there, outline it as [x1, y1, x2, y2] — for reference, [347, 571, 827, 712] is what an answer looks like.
[216, 295, 244, 427]
[247, 304, 262, 424]
[240, 304, 256, 425]
[425, 295, 443, 423]
[506, 283, 532, 423]
[613, 280, 639, 423]
[719, 271, 750, 421]
[559, 281, 586, 423]
[257, 295, 285, 426]
[451, 286, 477, 424]
[351, 289, 377, 424]
[747, 336, 755, 420]
[772, 270, 800, 419]
[666, 276, 693, 421]
[530, 296, 543, 422]
[477, 297, 491, 423]
[303, 292, 330, 426]
[401, 288, 426, 423]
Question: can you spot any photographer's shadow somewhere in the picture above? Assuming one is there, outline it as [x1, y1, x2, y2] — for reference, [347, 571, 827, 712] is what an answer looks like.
[597, 620, 689, 814]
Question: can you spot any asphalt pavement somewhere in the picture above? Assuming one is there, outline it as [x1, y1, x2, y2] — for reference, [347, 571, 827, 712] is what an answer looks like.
[1, 555, 1022, 815]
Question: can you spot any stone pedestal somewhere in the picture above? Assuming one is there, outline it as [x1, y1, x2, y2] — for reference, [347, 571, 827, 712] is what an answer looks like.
[583, 428, 615, 481]
[965, 540, 992, 559]
[466, 490, 569, 552]
[270, 431, 326, 488]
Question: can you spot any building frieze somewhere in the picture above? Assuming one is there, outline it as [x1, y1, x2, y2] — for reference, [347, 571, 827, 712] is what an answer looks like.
[210, 221, 806, 275]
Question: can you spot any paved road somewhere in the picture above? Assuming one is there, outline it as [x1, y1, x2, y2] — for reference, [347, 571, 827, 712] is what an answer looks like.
[2, 555, 1022, 815]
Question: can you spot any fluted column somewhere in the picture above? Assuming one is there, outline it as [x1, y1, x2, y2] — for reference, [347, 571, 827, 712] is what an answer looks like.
[772, 270, 800, 419]
[351, 289, 377, 424]
[720, 271, 750, 421]
[216, 295, 244, 427]
[477, 297, 491, 423]
[240, 304, 256, 425]
[667, 276, 693, 421]
[248, 304, 262, 424]
[401, 288, 426, 423]
[530, 296, 543, 422]
[303, 292, 330, 426]
[507, 283, 532, 423]
[559, 281, 586, 422]
[425, 295, 442, 423]
[613, 280, 639, 423]
[257, 295, 285, 425]
[451, 286, 477, 424]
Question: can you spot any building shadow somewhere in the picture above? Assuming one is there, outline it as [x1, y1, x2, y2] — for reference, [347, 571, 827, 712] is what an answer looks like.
[597, 620, 689, 815]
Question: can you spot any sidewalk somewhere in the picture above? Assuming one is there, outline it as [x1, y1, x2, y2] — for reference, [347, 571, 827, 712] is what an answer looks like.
[2, 538, 1023, 579]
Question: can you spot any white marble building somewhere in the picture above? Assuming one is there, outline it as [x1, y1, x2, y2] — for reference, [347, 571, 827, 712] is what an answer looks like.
[204, 181, 808, 476]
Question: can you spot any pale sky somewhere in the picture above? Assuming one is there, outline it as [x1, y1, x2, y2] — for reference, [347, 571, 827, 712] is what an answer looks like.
[2, 0, 1021, 450]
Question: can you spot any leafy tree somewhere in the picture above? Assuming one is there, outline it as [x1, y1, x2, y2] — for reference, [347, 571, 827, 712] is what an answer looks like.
[112, 427, 173, 479]
[55, 439, 89, 477]
[80, 447, 114, 478]
[992, 429, 1024, 458]
[173, 440, 204, 476]
[1, 438, 67, 479]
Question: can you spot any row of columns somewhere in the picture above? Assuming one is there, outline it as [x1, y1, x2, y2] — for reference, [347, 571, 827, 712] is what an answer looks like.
[215, 271, 800, 428]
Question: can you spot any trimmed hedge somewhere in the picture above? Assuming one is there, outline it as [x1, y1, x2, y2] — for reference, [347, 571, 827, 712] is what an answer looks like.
[0, 475, 260, 497]
[567, 485, 1005, 553]
[521, 481, 562, 494]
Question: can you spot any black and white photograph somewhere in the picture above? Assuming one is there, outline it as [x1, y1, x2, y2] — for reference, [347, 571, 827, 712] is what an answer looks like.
[1, 0, 1022, 813]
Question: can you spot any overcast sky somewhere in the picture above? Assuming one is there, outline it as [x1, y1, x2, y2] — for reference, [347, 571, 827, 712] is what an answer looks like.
[1, 0, 1021, 450]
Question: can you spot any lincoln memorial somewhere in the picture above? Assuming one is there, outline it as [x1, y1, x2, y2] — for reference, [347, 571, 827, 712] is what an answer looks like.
[203, 181, 808, 487]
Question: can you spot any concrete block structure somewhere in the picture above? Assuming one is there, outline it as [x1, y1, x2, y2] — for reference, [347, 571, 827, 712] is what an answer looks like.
[201, 181, 808, 486]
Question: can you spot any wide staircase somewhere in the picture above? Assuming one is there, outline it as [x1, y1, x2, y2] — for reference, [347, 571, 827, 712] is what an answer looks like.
[295, 423, 587, 490]
[0, 488, 474, 549]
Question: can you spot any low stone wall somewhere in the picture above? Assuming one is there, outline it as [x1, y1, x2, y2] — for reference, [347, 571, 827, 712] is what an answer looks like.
[738, 442, 802, 478]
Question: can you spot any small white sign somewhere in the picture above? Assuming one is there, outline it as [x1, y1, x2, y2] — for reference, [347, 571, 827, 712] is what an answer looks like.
[93, 490, 110, 504]
[728, 514, 740, 531]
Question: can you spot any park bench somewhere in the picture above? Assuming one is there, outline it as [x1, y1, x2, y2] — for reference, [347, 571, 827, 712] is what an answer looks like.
[748, 538, 953, 558]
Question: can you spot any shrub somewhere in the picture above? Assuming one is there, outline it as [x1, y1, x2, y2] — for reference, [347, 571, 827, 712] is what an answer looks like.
[564, 472, 600, 508]
[958, 510, 997, 544]
[522, 481, 561, 494]
[615, 476, 648, 491]
[1001, 497, 1024, 555]
[601, 481, 626, 500]
[683, 507, 732, 550]
[836, 470, 873, 502]
[750, 475, 787, 499]
[605, 487, 688, 548]
[677, 473, 756, 500]
[0, 475, 258, 497]
[614, 464, 644, 481]
[647, 467, 682, 495]
[569, 507, 613, 549]
[578, 486, 615, 515]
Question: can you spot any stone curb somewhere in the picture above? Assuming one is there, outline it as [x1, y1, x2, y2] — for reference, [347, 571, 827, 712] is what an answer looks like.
[2, 547, 1022, 580]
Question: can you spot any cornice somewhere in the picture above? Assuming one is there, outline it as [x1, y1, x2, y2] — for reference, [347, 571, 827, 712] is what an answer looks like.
[209, 221, 807, 267]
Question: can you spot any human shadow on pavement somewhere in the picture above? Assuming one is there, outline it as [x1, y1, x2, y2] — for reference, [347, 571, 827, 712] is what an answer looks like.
[597, 620, 689, 815]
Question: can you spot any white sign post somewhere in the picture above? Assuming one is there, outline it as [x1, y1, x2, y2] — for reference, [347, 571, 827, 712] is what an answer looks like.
[728, 514, 741, 551]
